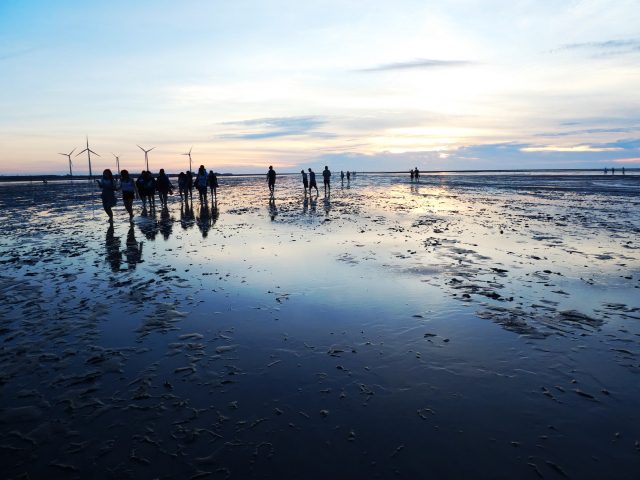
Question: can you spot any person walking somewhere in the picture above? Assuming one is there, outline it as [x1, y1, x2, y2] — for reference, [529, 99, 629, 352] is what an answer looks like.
[308, 168, 319, 194]
[207, 170, 219, 200]
[186, 170, 194, 200]
[136, 171, 147, 209]
[322, 166, 331, 194]
[120, 169, 137, 221]
[301, 169, 309, 193]
[178, 172, 186, 200]
[96, 169, 118, 222]
[267, 165, 276, 195]
[156, 169, 174, 208]
[195, 165, 208, 203]
[414, 167, 420, 181]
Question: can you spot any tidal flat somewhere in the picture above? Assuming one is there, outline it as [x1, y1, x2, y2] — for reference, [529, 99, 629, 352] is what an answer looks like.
[1, 173, 639, 479]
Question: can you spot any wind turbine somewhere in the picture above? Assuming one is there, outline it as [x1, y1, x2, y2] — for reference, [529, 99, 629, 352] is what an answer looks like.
[112, 153, 121, 176]
[76, 136, 99, 179]
[182, 146, 193, 173]
[58, 148, 76, 176]
[138, 145, 155, 171]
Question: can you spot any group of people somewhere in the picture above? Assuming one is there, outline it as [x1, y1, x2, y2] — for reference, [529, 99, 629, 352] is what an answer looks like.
[298, 167, 332, 195]
[96, 165, 218, 222]
[604, 167, 625, 175]
[410, 167, 420, 181]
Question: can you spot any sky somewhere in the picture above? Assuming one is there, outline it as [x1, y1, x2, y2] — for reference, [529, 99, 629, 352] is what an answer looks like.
[0, 0, 639, 174]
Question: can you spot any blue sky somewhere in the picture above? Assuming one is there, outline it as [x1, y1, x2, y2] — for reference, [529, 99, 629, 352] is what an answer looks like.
[0, 0, 639, 174]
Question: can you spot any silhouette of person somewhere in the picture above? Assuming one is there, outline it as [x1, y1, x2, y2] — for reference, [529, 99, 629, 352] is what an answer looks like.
[125, 225, 143, 270]
[156, 168, 173, 208]
[604, 167, 608, 175]
[322, 166, 331, 194]
[341, 170, 345, 183]
[622, 167, 626, 175]
[208, 170, 219, 200]
[186, 170, 194, 200]
[136, 171, 147, 210]
[105, 225, 121, 271]
[267, 166, 276, 195]
[612, 167, 615, 175]
[414, 167, 420, 181]
[195, 165, 208, 203]
[120, 169, 137, 222]
[308, 168, 319, 194]
[178, 172, 186, 200]
[301, 170, 309, 193]
[143, 171, 157, 209]
[410, 169, 415, 181]
[346, 170, 351, 182]
[96, 169, 118, 222]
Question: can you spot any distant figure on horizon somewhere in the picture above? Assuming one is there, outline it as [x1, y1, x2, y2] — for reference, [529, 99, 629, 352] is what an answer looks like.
[414, 167, 420, 181]
[346, 170, 351, 182]
[604, 167, 608, 175]
[267, 166, 276, 195]
[195, 165, 208, 203]
[301, 169, 309, 193]
[323, 166, 331, 194]
[208, 170, 219, 200]
[612, 167, 616, 175]
[622, 167, 626, 175]
[120, 169, 137, 221]
[96, 169, 118, 222]
[156, 169, 174, 208]
[410, 169, 415, 181]
[308, 168, 319, 194]
[186, 170, 194, 200]
[178, 172, 186, 200]
[341, 170, 345, 182]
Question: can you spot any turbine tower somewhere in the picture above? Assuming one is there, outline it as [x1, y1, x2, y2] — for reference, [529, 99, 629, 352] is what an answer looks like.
[182, 146, 193, 173]
[58, 148, 76, 176]
[112, 153, 121, 175]
[76, 137, 99, 179]
[137, 145, 155, 171]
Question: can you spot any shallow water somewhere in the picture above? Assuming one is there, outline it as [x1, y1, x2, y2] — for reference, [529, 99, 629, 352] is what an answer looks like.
[1, 174, 639, 479]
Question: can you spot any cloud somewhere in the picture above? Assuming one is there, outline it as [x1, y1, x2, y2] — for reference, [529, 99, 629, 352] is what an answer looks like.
[357, 59, 473, 73]
[536, 127, 640, 137]
[520, 146, 623, 153]
[612, 157, 640, 164]
[552, 39, 640, 57]
[218, 116, 333, 140]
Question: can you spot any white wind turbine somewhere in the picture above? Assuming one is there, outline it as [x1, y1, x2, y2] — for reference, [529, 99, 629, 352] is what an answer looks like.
[112, 153, 121, 176]
[58, 148, 76, 176]
[182, 146, 193, 173]
[137, 145, 155, 171]
[76, 136, 99, 179]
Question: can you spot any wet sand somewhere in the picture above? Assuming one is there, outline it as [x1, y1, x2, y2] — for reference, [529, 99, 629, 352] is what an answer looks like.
[1, 173, 639, 479]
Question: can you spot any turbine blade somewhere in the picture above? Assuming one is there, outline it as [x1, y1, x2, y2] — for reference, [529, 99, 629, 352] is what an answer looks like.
[58, 153, 66, 156]
[76, 149, 88, 156]
[189, 146, 193, 154]
[89, 149, 100, 156]
[149, 147, 155, 152]
[137, 145, 145, 152]
[69, 148, 76, 155]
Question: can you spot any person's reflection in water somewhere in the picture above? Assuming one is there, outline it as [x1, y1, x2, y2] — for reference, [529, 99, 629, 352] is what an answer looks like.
[105, 225, 122, 272]
[323, 191, 331, 216]
[125, 225, 143, 270]
[310, 194, 317, 214]
[159, 206, 173, 240]
[302, 196, 308, 215]
[410, 183, 418, 194]
[211, 200, 220, 227]
[180, 198, 195, 230]
[138, 209, 160, 241]
[268, 196, 278, 221]
[197, 202, 211, 238]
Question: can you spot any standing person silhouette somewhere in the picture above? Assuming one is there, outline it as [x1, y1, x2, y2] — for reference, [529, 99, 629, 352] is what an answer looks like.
[195, 165, 208, 203]
[322, 166, 331, 194]
[308, 168, 319, 195]
[97, 169, 118, 222]
[156, 168, 173, 208]
[136, 171, 146, 210]
[346, 170, 350, 182]
[267, 166, 276, 195]
[341, 170, 345, 182]
[120, 169, 137, 221]
[186, 170, 194, 200]
[301, 170, 308, 193]
[178, 172, 186, 200]
[414, 167, 420, 181]
[207, 170, 219, 200]
[410, 169, 415, 181]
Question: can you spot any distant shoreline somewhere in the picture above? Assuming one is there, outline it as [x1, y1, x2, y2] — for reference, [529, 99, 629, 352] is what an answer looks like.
[0, 168, 637, 182]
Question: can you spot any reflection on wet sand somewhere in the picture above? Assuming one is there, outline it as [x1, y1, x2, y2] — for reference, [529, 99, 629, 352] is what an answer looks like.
[105, 225, 121, 272]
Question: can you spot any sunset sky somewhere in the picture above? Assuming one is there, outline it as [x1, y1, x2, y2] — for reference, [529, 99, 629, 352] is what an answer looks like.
[1, 0, 639, 174]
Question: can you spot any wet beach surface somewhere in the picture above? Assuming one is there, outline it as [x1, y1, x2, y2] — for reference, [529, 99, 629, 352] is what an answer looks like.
[1, 173, 639, 479]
